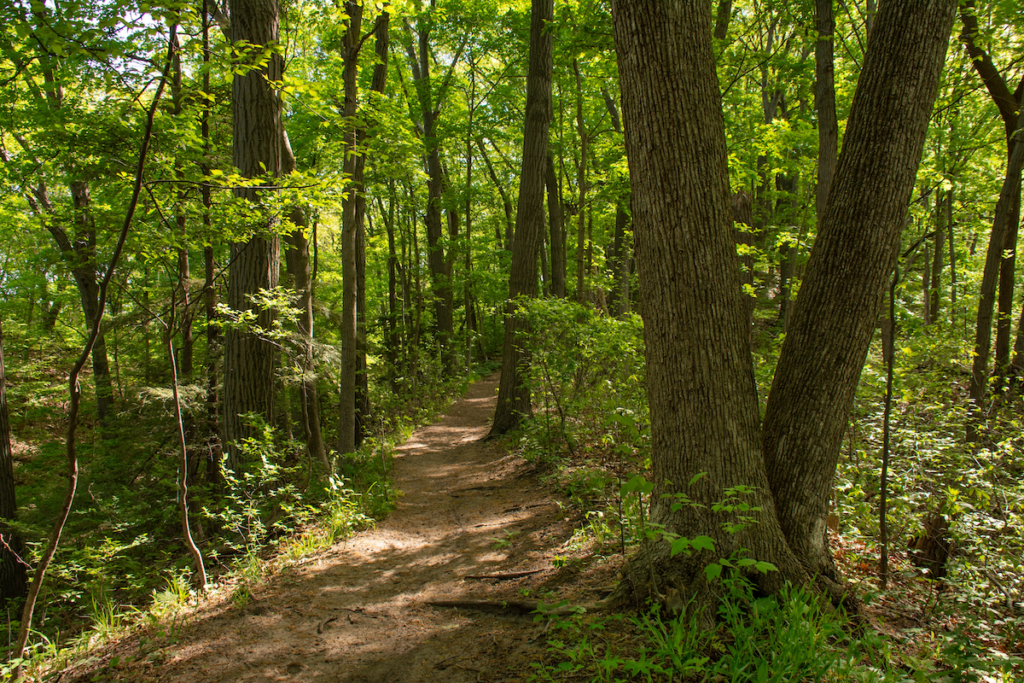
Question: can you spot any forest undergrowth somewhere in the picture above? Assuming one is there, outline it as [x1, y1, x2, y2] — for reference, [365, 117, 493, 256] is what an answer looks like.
[512, 298, 1024, 682]
[0, 346, 483, 681]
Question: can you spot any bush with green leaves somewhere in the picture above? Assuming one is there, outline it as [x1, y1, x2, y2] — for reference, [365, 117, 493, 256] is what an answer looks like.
[519, 298, 647, 465]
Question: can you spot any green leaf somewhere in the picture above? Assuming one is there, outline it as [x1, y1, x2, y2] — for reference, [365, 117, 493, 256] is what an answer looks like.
[691, 536, 715, 552]
[670, 538, 691, 557]
[704, 563, 723, 581]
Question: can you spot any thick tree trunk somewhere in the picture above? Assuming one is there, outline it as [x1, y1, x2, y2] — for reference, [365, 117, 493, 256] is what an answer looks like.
[611, 0, 806, 615]
[489, 0, 552, 437]
[762, 0, 956, 578]
[0, 320, 28, 604]
[224, 0, 283, 468]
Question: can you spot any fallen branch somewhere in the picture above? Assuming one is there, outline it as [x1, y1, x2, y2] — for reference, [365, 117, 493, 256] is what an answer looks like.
[425, 599, 589, 617]
[463, 569, 543, 580]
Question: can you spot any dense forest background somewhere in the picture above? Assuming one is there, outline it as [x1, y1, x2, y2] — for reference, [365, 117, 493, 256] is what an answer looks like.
[1, 0, 1023, 678]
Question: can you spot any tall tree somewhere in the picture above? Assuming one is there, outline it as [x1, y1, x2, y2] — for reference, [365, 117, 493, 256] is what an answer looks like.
[337, 1, 365, 456]
[223, 0, 283, 468]
[762, 0, 957, 580]
[610, 0, 956, 609]
[489, 0, 553, 437]
[403, 11, 463, 372]
[282, 132, 328, 468]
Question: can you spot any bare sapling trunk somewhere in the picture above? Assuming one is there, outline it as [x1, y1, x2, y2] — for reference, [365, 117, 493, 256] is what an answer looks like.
[11, 41, 170, 679]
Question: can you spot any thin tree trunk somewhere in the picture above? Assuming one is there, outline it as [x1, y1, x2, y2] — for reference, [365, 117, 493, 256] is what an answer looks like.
[602, 88, 630, 315]
[0, 319, 28, 604]
[489, 0, 553, 437]
[968, 108, 1024, 420]
[478, 139, 514, 250]
[201, 1, 223, 479]
[928, 188, 947, 323]
[545, 153, 566, 298]
[573, 59, 588, 305]
[282, 133, 328, 469]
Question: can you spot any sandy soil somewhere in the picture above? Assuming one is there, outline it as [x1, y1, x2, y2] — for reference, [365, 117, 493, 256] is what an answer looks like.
[63, 373, 614, 683]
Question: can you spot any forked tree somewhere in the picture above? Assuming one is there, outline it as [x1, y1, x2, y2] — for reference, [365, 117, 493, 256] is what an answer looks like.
[610, 0, 956, 612]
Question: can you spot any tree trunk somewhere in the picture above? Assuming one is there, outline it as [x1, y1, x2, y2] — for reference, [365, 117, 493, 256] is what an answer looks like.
[611, 0, 806, 614]
[573, 59, 588, 305]
[488, 0, 553, 437]
[0, 320, 28, 604]
[478, 139, 515, 251]
[928, 189, 947, 324]
[602, 88, 630, 316]
[224, 0, 283, 469]
[404, 20, 459, 370]
[200, 0, 223, 483]
[282, 133, 329, 469]
[337, 1, 363, 456]
[68, 181, 116, 423]
[762, 0, 956, 578]
[545, 153, 566, 298]
[967, 107, 1024, 419]
[815, 0, 838, 224]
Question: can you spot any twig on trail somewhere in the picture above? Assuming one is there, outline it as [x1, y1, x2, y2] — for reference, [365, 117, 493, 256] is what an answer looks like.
[463, 570, 544, 580]
[427, 599, 542, 614]
[425, 599, 588, 617]
[316, 617, 338, 634]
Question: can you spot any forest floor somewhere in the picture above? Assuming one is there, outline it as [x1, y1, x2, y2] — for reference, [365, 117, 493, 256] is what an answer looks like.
[59, 373, 616, 683]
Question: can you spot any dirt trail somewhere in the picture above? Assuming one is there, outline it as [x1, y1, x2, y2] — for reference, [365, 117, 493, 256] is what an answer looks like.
[76, 373, 601, 683]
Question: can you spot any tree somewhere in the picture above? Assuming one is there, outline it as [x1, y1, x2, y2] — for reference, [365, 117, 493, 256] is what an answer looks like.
[610, 0, 956, 610]
[0, 319, 28, 604]
[402, 9, 463, 372]
[489, 0, 553, 437]
[222, 0, 283, 469]
[762, 0, 957, 581]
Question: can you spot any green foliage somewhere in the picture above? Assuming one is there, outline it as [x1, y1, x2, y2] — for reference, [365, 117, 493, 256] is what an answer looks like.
[532, 580, 1019, 683]
[518, 298, 647, 465]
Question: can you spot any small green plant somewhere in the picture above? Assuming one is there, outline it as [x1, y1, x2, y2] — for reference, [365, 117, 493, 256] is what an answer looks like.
[492, 530, 521, 549]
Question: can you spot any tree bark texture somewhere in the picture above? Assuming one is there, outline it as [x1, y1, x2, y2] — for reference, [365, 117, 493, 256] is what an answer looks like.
[762, 0, 956, 577]
[224, 0, 283, 468]
[0, 320, 28, 604]
[489, 0, 553, 437]
[337, 1, 363, 456]
[611, 0, 807, 613]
